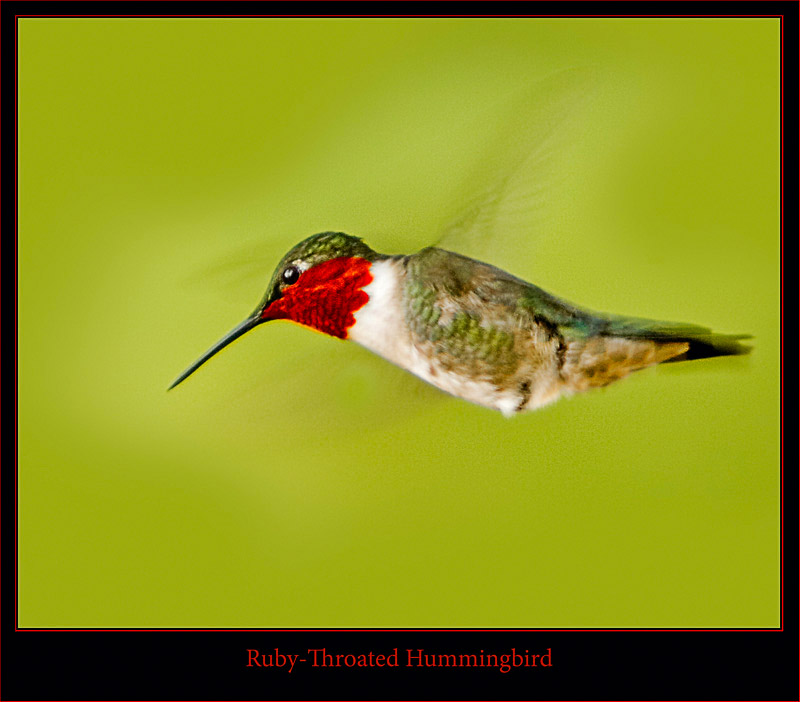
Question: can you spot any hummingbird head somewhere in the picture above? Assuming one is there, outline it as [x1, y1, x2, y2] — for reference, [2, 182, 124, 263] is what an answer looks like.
[169, 232, 384, 390]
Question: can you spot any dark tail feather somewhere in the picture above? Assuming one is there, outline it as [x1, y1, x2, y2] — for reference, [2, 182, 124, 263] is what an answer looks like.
[601, 315, 752, 363]
[662, 333, 752, 362]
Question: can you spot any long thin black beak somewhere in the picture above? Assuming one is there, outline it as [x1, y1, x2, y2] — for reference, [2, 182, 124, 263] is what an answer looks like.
[168, 314, 264, 390]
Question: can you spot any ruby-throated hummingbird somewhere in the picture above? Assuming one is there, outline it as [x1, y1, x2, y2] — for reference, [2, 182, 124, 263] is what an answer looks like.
[169, 231, 749, 416]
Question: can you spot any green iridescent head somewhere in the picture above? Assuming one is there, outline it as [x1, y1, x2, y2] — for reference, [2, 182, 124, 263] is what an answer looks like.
[259, 232, 381, 308]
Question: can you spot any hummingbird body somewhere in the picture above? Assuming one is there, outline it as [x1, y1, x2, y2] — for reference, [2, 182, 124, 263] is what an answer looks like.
[350, 255, 567, 416]
[170, 232, 749, 416]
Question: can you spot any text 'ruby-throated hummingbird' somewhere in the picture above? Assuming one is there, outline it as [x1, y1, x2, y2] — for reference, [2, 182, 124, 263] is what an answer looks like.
[169, 231, 750, 416]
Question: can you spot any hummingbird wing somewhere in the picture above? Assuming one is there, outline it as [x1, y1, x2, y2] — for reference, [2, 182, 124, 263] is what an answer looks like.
[555, 312, 752, 393]
[432, 67, 596, 273]
[408, 246, 750, 398]
[507, 268, 752, 390]
[424, 70, 751, 396]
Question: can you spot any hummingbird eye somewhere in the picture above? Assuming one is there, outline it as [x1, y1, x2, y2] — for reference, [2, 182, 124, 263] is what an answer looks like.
[282, 266, 300, 285]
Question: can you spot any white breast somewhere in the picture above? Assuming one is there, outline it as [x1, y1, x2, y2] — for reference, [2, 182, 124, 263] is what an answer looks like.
[348, 259, 525, 416]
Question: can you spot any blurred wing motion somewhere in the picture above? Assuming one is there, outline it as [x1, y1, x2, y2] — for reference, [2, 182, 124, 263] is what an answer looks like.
[430, 67, 750, 385]
[184, 239, 278, 304]
[179, 75, 599, 415]
[434, 67, 596, 269]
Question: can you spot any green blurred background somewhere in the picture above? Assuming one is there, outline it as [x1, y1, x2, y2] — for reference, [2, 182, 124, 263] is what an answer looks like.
[18, 19, 780, 627]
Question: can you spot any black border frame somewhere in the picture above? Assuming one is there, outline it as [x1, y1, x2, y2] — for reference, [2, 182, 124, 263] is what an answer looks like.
[3, 4, 796, 700]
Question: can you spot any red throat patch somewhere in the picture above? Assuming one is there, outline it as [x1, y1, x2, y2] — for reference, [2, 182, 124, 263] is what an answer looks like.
[261, 257, 373, 339]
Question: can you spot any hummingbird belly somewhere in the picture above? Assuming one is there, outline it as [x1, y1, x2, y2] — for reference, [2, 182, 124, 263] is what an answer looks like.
[349, 259, 563, 417]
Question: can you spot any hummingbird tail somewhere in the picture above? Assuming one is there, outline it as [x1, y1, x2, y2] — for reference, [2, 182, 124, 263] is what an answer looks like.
[561, 319, 751, 394]
[658, 333, 752, 363]
[599, 315, 752, 362]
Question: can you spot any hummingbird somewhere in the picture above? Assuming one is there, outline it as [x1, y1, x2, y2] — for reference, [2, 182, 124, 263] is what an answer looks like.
[169, 231, 750, 416]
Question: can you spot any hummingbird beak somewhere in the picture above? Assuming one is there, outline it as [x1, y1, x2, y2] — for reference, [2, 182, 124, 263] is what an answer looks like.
[168, 313, 266, 390]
